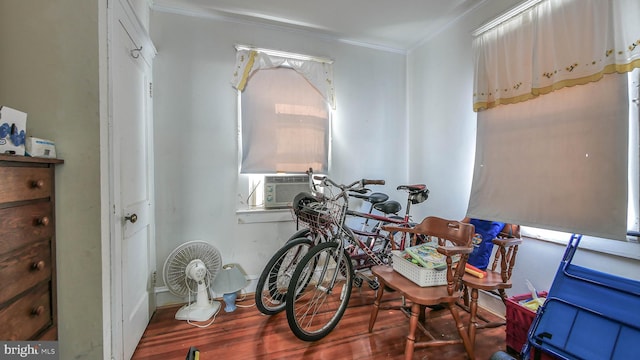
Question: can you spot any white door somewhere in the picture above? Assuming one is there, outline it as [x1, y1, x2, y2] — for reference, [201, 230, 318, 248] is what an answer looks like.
[110, 1, 156, 359]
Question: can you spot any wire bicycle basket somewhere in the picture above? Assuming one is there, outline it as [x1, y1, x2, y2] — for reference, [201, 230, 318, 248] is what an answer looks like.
[292, 189, 347, 234]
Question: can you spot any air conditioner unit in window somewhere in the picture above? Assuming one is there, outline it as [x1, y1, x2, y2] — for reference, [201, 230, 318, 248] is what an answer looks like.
[264, 175, 310, 209]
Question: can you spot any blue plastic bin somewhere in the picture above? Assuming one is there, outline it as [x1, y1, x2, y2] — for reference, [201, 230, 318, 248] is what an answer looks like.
[524, 235, 640, 360]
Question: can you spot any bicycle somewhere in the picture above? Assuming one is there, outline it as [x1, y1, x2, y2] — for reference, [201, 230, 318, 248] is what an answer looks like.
[255, 188, 328, 315]
[255, 171, 429, 316]
[295, 169, 428, 273]
[254, 180, 385, 315]
[345, 183, 429, 273]
[254, 170, 379, 315]
[284, 174, 429, 341]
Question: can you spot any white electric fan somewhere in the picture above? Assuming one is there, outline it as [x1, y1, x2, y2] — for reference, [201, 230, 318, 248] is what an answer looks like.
[163, 240, 223, 321]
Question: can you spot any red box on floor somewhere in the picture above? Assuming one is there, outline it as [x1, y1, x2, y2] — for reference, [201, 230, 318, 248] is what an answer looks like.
[505, 292, 556, 359]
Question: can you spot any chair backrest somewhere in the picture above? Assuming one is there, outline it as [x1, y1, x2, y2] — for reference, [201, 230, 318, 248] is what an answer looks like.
[498, 223, 521, 238]
[489, 223, 523, 283]
[412, 216, 475, 294]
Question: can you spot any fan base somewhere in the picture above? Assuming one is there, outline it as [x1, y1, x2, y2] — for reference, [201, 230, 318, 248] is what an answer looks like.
[175, 300, 221, 321]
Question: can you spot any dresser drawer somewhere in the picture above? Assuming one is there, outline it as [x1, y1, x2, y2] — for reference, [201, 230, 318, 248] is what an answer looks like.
[0, 202, 53, 254]
[0, 240, 52, 305]
[0, 283, 52, 341]
[0, 166, 52, 204]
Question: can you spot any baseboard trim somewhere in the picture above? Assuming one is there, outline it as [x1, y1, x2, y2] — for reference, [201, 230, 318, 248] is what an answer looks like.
[477, 290, 506, 319]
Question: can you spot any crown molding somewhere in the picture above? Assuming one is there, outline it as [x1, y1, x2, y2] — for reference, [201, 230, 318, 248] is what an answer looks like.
[151, 0, 407, 54]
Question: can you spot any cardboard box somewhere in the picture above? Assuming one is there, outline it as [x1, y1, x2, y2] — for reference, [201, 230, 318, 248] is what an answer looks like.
[0, 106, 27, 155]
[25, 137, 56, 158]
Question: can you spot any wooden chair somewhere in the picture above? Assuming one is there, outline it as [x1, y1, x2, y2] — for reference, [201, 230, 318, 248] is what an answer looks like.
[368, 216, 475, 360]
[461, 223, 523, 348]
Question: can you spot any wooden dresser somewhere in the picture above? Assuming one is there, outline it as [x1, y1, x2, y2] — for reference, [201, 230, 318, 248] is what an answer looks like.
[0, 154, 63, 340]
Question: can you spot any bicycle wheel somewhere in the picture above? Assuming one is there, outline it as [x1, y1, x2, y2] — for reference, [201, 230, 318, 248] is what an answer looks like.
[285, 241, 354, 341]
[255, 237, 313, 315]
[287, 228, 311, 242]
[287, 227, 327, 245]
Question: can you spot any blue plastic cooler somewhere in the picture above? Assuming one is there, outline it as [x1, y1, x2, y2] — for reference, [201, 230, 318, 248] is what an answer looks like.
[523, 234, 640, 359]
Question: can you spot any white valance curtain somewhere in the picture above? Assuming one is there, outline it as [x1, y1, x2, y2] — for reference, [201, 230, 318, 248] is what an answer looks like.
[231, 49, 336, 109]
[473, 0, 640, 112]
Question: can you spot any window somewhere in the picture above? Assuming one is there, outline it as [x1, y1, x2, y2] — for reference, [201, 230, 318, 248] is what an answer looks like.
[231, 47, 334, 209]
[468, 0, 640, 242]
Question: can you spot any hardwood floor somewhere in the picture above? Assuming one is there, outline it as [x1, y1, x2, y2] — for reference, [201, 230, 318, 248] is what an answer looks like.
[132, 288, 511, 360]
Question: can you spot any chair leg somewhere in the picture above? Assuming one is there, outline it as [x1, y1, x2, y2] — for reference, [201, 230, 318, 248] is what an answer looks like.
[405, 302, 420, 360]
[468, 288, 479, 348]
[448, 303, 475, 360]
[497, 289, 507, 302]
[463, 284, 470, 307]
[368, 281, 385, 332]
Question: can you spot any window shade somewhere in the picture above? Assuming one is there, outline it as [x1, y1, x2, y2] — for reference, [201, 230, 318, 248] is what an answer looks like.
[467, 73, 629, 240]
[239, 67, 329, 174]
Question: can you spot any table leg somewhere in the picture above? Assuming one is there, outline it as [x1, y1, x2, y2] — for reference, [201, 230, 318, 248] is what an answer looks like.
[368, 280, 385, 332]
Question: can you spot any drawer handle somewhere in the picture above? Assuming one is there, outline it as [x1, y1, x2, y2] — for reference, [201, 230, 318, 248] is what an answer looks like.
[33, 260, 46, 271]
[37, 216, 50, 226]
[32, 305, 45, 316]
[31, 179, 45, 189]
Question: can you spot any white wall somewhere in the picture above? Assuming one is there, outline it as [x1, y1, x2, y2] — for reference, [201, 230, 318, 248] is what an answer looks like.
[149, 10, 408, 303]
[407, 0, 640, 297]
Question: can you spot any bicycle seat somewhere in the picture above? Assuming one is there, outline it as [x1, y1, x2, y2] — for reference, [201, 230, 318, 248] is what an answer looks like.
[409, 189, 429, 204]
[396, 184, 429, 204]
[367, 192, 389, 204]
[396, 184, 427, 192]
[373, 200, 402, 215]
[349, 192, 389, 204]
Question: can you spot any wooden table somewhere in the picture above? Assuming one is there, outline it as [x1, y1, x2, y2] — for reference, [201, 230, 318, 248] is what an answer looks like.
[368, 265, 474, 360]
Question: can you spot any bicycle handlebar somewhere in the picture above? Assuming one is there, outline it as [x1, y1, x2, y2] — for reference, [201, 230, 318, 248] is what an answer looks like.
[322, 177, 384, 191]
[349, 189, 369, 195]
[307, 168, 385, 200]
[312, 175, 383, 187]
[314, 176, 383, 186]
[363, 179, 385, 185]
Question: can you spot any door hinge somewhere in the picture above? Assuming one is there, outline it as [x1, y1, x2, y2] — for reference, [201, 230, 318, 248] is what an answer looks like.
[151, 271, 157, 287]
[149, 82, 153, 98]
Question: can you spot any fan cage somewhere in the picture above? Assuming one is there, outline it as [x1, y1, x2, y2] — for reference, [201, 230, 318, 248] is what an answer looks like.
[163, 240, 222, 297]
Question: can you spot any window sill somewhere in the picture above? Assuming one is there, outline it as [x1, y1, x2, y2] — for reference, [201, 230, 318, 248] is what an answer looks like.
[236, 208, 294, 224]
[522, 228, 640, 261]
